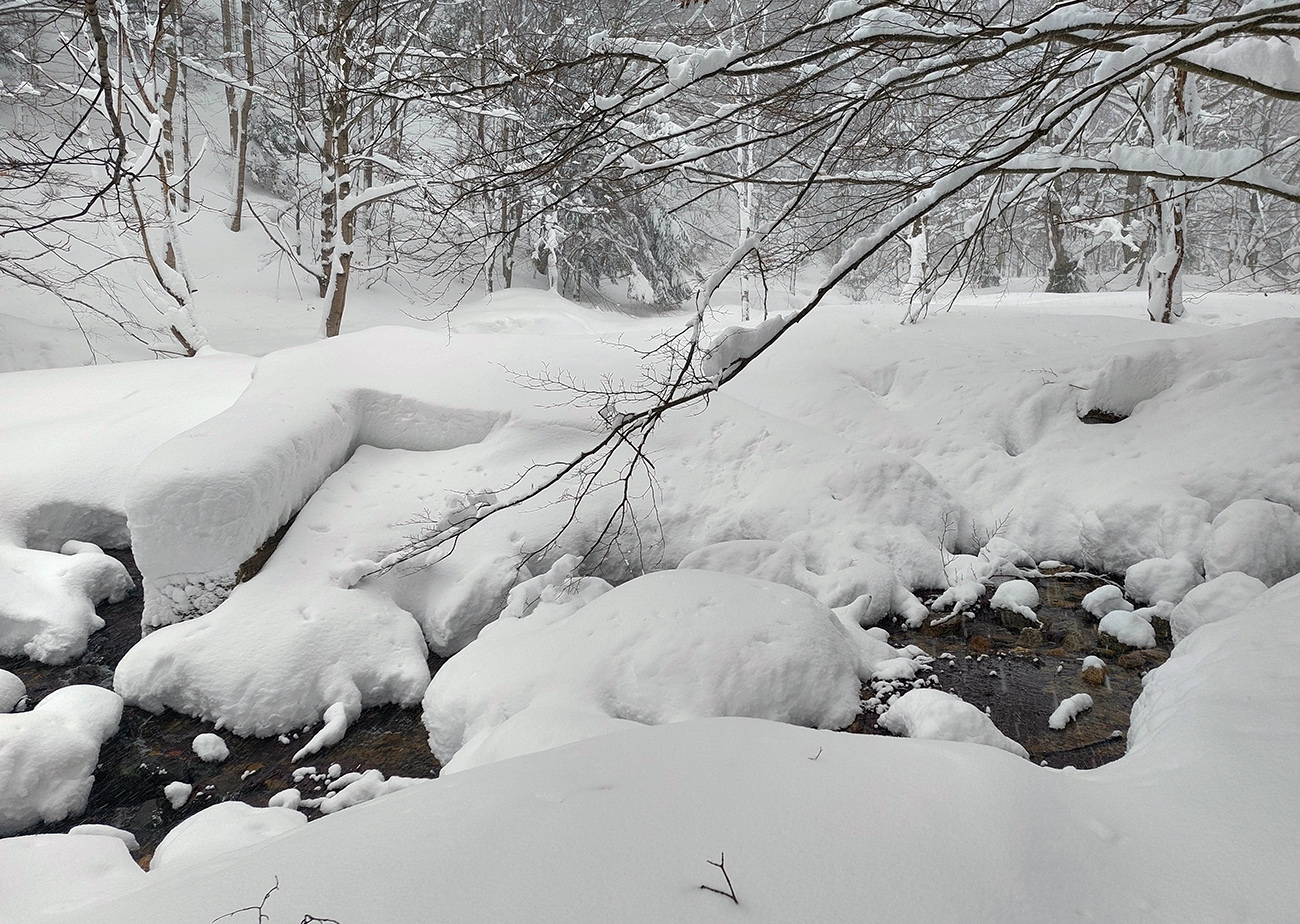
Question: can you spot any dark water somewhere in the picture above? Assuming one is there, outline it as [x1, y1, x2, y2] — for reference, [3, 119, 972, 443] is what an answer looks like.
[3, 555, 1164, 864]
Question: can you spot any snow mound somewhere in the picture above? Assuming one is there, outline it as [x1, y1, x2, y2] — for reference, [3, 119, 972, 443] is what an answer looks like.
[0, 834, 145, 920]
[423, 569, 868, 764]
[114, 581, 430, 737]
[1124, 555, 1202, 605]
[0, 669, 24, 713]
[1202, 499, 1300, 587]
[149, 802, 306, 873]
[441, 701, 644, 775]
[0, 686, 123, 834]
[0, 544, 133, 664]
[1077, 338, 1179, 419]
[990, 579, 1040, 622]
[678, 538, 899, 626]
[192, 733, 229, 763]
[1170, 571, 1269, 644]
[877, 689, 1028, 758]
[1098, 610, 1157, 649]
[1081, 584, 1131, 618]
[1049, 693, 1093, 730]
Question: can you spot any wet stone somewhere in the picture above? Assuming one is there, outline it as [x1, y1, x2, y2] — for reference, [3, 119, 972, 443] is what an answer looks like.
[1081, 666, 1106, 686]
[1017, 627, 1044, 648]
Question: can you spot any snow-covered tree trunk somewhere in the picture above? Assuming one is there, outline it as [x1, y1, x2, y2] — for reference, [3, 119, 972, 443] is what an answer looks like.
[1145, 69, 1193, 323]
[229, 0, 255, 232]
[902, 218, 931, 322]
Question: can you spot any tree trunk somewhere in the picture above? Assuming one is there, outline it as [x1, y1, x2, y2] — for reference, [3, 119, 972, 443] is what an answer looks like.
[229, 0, 254, 231]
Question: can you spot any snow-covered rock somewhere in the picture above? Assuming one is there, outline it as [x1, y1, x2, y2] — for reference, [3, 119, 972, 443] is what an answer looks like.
[163, 782, 191, 810]
[192, 733, 229, 763]
[1202, 499, 1300, 587]
[0, 686, 123, 834]
[1170, 571, 1269, 644]
[1048, 693, 1093, 730]
[149, 802, 306, 873]
[989, 579, 1040, 622]
[423, 570, 868, 764]
[0, 544, 133, 664]
[1098, 610, 1157, 649]
[0, 669, 25, 713]
[877, 689, 1028, 758]
[1081, 584, 1132, 618]
[310, 769, 422, 814]
[1124, 555, 1202, 605]
[931, 580, 984, 616]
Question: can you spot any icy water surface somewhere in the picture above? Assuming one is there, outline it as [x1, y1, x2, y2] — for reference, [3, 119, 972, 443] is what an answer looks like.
[2, 554, 1166, 863]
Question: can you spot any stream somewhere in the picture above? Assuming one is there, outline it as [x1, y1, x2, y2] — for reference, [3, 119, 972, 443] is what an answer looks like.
[2, 553, 1166, 863]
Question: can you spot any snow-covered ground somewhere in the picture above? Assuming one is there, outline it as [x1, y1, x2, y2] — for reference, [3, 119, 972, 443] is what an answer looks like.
[2, 263, 1300, 921]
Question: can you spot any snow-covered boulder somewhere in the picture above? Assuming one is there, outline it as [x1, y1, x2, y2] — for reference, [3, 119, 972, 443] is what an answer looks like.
[1049, 693, 1093, 730]
[192, 733, 228, 763]
[1124, 555, 1202, 605]
[114, 581, 431, 737]
[423, 570, 869, 765]
[1081, 584, 1132, 618]
[1170, 571, 1269, 644]
[1098, 610, 1157, 649]
[0, 686, 123, 835]
[1202, 499, 1300, 587]
[0, 544, 133, 664]
[149, 803, 306, 873]
[877, 689, 1028, 758]
[990, 579, 1040, 623]
[0, 670, 24, 713]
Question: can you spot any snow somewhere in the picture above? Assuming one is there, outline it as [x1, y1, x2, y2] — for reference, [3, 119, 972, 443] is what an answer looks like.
[307, 769, 422, 814]
[0, 686, 123, 835]
[23, 572, 1300, 924]
[1098, 609, 1157, 649]
[0, 544, 133, 664]
[877, 689, 1029, 758]
[0, 669, 24, 713]
[1049, 693, 1094, 729]
[1123, 555, 1202, 605]
[191, 733, 229, 763]
[931, 579, 984, 617]
[0, 834, 145, 921]
[1169, 571, 1269, 644]
[423, 569, 869, 765]
[1081, 655, 1105, 672]
[162, 782, 192, 810]
[1202, 499, 1300, 587]
[66, 824, 139, 852]
[148, 802, 306, 874]
[1081, 584, 1131, 618]
[989, 578, 1041, 622]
